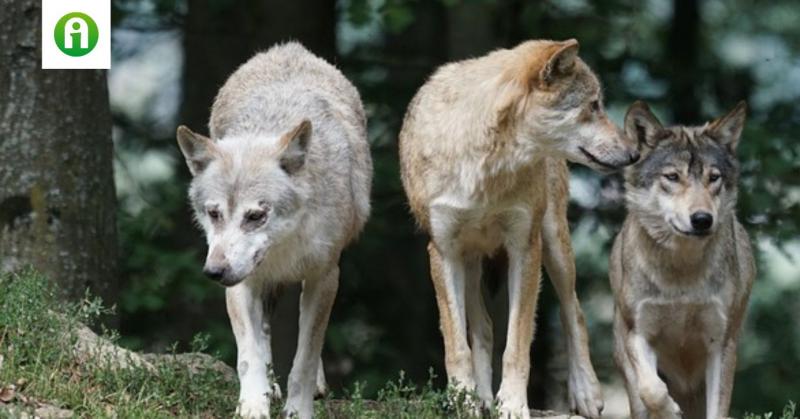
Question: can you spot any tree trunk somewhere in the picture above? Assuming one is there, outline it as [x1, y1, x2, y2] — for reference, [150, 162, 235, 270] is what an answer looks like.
[668, 0, 701, 122]
[181, 0, 337, 133]
[445, 0, 496, 60]
[0, 0, 118, 307]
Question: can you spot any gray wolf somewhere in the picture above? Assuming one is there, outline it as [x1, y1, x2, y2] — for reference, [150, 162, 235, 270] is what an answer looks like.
[398, 39, 640, 418]
[176, 42, 372, 419]
[610, 101, 755, 419]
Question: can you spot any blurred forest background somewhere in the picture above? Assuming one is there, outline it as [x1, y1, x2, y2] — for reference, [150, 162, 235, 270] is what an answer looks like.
[3, 0, 799, 417]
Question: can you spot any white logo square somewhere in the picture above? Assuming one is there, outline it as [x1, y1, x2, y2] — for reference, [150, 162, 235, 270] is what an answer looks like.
[42, 0, 111, 69]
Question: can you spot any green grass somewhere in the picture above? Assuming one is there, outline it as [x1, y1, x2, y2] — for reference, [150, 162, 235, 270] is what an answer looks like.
[314, 371, 495, 419]
[745, 402, 798, 419]
[0, 269, 236, 417]
[7, 269, 791, 419]
[0, 270, 489, 418]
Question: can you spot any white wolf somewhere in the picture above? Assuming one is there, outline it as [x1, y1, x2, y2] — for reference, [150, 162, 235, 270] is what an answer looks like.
[176, 42, 372, 419]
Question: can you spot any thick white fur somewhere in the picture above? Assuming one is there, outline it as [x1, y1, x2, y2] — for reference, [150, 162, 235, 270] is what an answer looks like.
[180, 42, 371, 419]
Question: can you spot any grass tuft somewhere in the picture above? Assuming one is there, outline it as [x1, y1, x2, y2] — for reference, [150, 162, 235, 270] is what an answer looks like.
[745, 401, 798, 419]
[0, 269, 236, 417]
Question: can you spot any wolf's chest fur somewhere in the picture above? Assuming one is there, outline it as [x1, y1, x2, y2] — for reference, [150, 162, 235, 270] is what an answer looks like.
[429, 157, 547, 255]
[636, 295, 727, 345]
[634, 277, 728, 388]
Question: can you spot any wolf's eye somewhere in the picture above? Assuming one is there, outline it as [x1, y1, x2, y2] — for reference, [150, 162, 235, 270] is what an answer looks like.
[244, 210, 266, 223]
[663, 173, 680, 182]
[709, 173, 721, 182]
[207, 208, 221, 220]
[590, 100, 601, 113]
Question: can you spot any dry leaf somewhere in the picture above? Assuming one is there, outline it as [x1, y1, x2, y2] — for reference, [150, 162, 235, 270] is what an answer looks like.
[0, 385, 16, 403]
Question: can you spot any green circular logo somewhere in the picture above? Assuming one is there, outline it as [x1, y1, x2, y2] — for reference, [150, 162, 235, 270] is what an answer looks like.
[53, 12, 99, 57]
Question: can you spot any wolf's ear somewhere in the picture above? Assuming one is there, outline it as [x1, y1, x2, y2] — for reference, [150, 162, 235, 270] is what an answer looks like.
[278, 119, 312, 175]
[177, 125, 217, 176]
[706, 101, 746, 152]
[539, 39, 579, 85]
[624, 101, 663, 149]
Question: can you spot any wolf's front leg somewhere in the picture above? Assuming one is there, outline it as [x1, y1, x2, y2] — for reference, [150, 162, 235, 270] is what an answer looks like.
[496, 232, 542, 419]
[626, 333, 681, 419]
[541, 193, 602, 418]
[613, 312, 650, 419]
[706, 344, 723, 419]
[708, 336, 740, 419]
[465, 256, 493, 405]
[226, 282, 274, 419]
[284, 266, 339, 419]
[427, 242, 476, 393]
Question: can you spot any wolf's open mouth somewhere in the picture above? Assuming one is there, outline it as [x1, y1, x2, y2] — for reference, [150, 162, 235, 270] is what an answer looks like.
[669, 221, 711, 237]
[578, 147, 622, 171]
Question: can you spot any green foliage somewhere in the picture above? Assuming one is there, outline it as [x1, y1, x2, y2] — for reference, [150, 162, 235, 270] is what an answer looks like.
[0, 270, 236, 417]
[745, 402, 798, 419]
[118, 179, 206, 313]
[381, 1, 415, 33]
[313, 371, 496, 419]
[343, 0, 413, 32]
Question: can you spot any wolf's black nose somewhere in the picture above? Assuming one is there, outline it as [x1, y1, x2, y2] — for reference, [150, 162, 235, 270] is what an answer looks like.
[203, 266, 227, 281]
[690, 211, 713, 232]
[629, 150, 641, 164]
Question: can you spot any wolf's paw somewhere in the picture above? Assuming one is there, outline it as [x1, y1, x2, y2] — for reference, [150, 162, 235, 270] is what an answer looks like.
[236, 398, 270, 419]
[315, 367, 328, 397]
[496, 389, 529, 419]
[497, 402, 530, 419]
[639, 378, 680, 417]
[283, 401, 313, 419]
[658, 397, 683, 419]
[567, 362, 603, 418]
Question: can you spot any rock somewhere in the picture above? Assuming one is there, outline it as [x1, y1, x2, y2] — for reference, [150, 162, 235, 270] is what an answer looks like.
[73, 325, 156, 372]
[34, 404, 74, 418]
[71, 323, 235, 381]
[0, 396, 74, 419]
[142, 352, 236, 382]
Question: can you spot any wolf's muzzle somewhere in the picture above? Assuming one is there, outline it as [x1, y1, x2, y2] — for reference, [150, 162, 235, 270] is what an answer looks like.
[203, 265, 229, 282]
[690, 211, 714, 233]
[579, 147, 640, 171]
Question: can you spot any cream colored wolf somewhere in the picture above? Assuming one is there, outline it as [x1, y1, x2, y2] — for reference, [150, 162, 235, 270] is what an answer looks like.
[176, 42, 372, 419]
[611, 101, 755, 419]
[399, 39, 640, 418]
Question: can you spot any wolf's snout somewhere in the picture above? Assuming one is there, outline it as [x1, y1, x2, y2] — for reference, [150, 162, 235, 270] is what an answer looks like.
[203, 265, 229, 281]
[690, 211, 713, 232]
